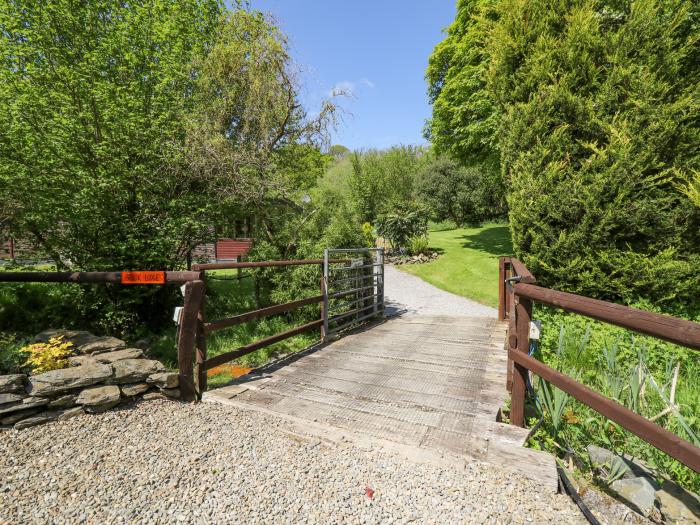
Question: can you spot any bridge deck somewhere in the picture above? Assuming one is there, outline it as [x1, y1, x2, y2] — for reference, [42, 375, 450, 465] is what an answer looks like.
[204, 314, 557, 490]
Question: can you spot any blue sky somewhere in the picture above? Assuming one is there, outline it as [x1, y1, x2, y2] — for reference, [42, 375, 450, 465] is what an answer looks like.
[248, 1, 456, 151]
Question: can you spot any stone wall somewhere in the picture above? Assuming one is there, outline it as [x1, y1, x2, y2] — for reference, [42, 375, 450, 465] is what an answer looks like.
[0, 330, 180, 430]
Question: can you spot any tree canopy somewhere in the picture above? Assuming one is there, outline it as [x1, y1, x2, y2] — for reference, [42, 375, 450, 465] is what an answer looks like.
[416, 156, 505, 227]
[0, 0, 337, 332]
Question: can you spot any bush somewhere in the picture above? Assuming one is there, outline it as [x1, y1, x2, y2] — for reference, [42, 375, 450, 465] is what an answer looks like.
[349, 146, 429, 224]
[0, 332, 29, 375]
[427, 0, 700, 308]
[21, 336, 74, 373]
[0, 278, 178, 339]
[496, 0, 700, 307]
[408, 236, 430, 256]
[530, 306, 700, 493]
[361, 222, 375, 248]
[376, 205, 428, 251]
[416, 157, 505, 226]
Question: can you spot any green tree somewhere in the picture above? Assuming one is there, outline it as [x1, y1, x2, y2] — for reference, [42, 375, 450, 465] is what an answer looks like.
[429, 0, 700, 306]
[416, 156, 505, 226]
[679, 170, 700, 209]
[376, 204, 428, 251]
[0, 0, 227, 333]
[349, 146, 428, 224]
[0, 1, 335, 333]
[425, 0, 498, 164]
[493, 0, 700, 305]
[328, 144, 350, 159]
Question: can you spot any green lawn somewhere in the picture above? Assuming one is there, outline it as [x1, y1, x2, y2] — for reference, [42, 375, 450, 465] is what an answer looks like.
[399, 223, 513, 307]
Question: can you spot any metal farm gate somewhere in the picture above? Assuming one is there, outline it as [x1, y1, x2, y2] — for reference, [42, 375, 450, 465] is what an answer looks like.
[322, 248, 384, 340]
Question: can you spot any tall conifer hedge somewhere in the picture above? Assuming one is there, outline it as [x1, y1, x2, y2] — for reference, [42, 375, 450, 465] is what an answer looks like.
[428, 0, 700, 307]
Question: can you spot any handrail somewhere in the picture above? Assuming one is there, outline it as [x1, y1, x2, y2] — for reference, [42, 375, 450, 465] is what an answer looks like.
[0, 270, 200, 283]
[509, 349, 700, 472]
[205, 295, 324, 333]
[508, 258, 536, 284]
[192, 259, 348, 271]
[202, 319, 323, 371]
[187, 258, 330, 394]
[514, 282, 700, 351]
[499, 256, 700, 474]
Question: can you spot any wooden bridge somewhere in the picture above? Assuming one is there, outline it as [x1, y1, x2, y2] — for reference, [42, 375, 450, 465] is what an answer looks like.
[203, 313, 559, 489]
[2, 250, 698, 490]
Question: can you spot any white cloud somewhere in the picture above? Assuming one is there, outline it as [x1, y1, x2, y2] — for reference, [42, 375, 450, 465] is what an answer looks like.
[328, 78, 375, 98]
[328, 81, 355, 97]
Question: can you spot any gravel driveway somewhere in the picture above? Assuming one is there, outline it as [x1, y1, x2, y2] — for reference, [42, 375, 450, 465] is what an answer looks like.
[1, 399, 585, 524]
[384, 265, 496, 317]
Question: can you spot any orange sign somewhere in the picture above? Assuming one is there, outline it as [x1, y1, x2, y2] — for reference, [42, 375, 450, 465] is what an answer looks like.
[121, 271, 166, 285]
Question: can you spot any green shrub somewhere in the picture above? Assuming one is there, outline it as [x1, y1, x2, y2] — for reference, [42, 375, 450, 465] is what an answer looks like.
[21, 336, 74, 373]
[408, 236, 430, 256]
[376, 204, 429, 251]
[361, 222, 375, 248]
[496, 0, 700, 307]
[416, 157, 505, 226]
[0, 332, 29, 375]
[349, 146, 429, 224]
[427, 0, 700, 307]
[530, 305, 700, 493]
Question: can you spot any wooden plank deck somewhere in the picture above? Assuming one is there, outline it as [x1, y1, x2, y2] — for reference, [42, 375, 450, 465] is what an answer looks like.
[203, 314, 558, 491]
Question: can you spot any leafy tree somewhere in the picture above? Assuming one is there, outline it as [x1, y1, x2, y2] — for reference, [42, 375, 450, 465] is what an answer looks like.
[0, 1, 335, 333]
[181, 9, 336, 204]
[425, 0, 498, 165]
[0, 0, 224, 273]
[679, 170, 700, 209]
[349, 146, 428, 223]
[328, 144, 350, 159]
[493, 0, 700, 306]
[416, 156, 505, 226]
[429, 0, 700, 306]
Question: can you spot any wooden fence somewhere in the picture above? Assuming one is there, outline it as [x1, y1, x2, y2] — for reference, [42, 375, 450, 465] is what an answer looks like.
[0, 258, 368, 404]
[498, 257, 700, 473]
[179, 258, 356, 400]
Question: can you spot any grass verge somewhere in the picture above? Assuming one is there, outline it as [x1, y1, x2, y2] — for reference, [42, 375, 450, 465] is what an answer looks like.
[399, 222, 512, 307]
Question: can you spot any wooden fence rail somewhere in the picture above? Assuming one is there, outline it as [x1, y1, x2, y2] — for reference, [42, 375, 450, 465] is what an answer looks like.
[498, 257, 700, 473]
[0, 270, 200, 284]
[0, 264, 327, 402]
[0, 257, 376, 403]
[184, 259, 336, 398]
[192, 259, 347, 271]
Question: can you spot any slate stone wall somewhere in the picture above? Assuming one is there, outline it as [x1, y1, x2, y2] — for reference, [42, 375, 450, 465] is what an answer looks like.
[0, 330, 180, 430]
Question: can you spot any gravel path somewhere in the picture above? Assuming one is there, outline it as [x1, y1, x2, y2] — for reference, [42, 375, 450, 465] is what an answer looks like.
[384, 265, 496, 317]
[1, 267, 582, 524]
[1, 399, 585, 524]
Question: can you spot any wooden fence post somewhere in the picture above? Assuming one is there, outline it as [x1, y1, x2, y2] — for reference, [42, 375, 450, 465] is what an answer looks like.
[498, 257, 506, 321]
[510, 295, 532, 427]
[195, 273, 207, 397]
[178, 280, 205, 402]
[505, 260, 516, 392]
[320, 275, 327, 341]
[506, 293, 515, 393]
